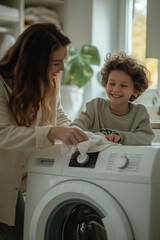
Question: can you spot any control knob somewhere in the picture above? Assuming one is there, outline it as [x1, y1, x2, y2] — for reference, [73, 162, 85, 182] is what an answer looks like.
[114, 155, 129, 169]
[77, 153, 89, 165]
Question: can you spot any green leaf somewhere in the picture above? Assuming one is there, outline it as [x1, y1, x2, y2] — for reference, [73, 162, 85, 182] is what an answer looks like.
[80, 44, 100, 65]
[66, 58, 93, 87]
[62, 44, 101, 87]
[68, 46, 79, 56]
[64, 55, 79, 71]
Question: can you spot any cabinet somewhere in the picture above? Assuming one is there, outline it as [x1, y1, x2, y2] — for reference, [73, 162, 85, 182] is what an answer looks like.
[0, 0, 96, 117]
[0, 0, 24, 57]
[0, 0, 92, 57]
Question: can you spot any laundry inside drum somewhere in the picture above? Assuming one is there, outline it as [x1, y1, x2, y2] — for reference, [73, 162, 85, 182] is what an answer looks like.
[62, 203, 108, 240]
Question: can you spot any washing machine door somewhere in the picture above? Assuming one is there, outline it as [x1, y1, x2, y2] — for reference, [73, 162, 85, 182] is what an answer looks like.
[29, 180, 134, 240]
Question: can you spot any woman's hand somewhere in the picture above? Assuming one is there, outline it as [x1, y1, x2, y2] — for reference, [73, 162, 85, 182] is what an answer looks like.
[48, 126, 88, 145]
[105, 134, 121, 143]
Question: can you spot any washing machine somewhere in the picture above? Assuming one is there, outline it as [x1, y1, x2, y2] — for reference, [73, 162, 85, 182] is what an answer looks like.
[24, 143, 160, 240]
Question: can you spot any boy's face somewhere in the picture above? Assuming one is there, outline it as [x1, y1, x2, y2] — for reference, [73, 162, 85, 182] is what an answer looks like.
[105, 70, 139, 105]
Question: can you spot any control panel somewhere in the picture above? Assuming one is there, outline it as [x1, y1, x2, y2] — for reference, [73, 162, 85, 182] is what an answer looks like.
[66, 145, 160, 182]
[95, 145, 160, 178]
[68, 147, 142, 172]
[69, 151, 99, 168]
[105, 151, 141, 172]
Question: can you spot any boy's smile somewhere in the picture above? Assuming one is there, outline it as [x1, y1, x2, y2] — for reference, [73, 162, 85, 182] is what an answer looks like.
[105, 70, 139, 114]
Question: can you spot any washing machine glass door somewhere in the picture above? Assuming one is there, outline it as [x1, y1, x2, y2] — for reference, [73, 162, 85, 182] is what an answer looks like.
[61, 203, 107, 240]
[29, 180, 134, 240]
[46, 202, 107, 240]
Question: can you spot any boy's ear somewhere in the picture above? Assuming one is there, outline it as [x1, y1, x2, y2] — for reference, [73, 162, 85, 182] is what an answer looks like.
[133, 90, 140, 97]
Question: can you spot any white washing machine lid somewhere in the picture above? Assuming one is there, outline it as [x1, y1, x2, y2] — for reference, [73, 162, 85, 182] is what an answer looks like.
[28, 180, 134, 240]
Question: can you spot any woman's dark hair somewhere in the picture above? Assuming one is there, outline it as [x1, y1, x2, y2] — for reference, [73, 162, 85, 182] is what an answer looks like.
[0, 23, 71, 126]
[101, 51, 151, 101]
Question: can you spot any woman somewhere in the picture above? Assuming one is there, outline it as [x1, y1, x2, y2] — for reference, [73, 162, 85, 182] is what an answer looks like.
[0, 23, 88, 240]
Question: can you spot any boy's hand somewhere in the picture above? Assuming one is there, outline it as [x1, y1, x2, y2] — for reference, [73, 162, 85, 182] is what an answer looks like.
[105, 134, 121, 143]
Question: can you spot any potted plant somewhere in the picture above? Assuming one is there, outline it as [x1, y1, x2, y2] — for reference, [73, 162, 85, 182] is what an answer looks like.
[60, 44, 100, 119]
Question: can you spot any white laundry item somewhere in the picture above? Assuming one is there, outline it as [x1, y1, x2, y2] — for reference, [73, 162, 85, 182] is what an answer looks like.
[0, 4, 19, 18]
[25, 6, 61, 26]
[25, 6, 59, 19]
[25, 14, 39, 22]
[61, 131, 118, 158]
[0, 34, 15, 58]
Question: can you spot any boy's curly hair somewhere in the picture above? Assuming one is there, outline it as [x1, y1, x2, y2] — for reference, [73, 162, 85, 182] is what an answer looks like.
[101, 51, 151, 101]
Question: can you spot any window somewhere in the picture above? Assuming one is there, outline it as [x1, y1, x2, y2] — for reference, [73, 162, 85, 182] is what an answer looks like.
[127, 0, 160, 105]
[132, 0, 158, 88]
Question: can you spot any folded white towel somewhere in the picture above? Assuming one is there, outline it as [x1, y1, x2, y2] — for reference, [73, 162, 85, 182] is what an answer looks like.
[0, 4, 19, 18]
[61, 131, 117, 158]
[25, 6, 61, 26]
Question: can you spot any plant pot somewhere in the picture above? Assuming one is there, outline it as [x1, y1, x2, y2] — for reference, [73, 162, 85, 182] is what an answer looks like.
[60, 85, 84, 120]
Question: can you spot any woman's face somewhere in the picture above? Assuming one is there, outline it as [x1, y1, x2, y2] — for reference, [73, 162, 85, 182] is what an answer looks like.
[49, 46, 68, 81]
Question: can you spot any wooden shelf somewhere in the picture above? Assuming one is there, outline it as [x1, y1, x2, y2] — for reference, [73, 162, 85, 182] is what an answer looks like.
[0, 26, 12, 33]
[25, 0, 65, 7]
[0, 16, 19, 23]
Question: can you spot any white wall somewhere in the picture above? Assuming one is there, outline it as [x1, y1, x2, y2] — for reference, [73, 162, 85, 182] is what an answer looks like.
[61, 0, 92, 50]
